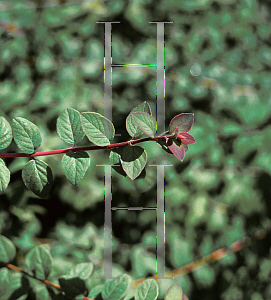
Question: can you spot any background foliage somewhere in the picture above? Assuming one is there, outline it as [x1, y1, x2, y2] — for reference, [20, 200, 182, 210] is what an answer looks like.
[1, 0, 271, 299]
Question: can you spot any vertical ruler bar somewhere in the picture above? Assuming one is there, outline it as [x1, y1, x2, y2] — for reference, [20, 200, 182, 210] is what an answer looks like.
[96, 21, 120, 125]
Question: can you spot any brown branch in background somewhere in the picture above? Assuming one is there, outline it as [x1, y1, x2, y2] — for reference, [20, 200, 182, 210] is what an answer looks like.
[0, 262, 94, 300]
[131, 227, 269, 288]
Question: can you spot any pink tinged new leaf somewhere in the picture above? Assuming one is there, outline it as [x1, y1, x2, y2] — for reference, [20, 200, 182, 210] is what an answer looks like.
[167, 139, 186, 162]
[177, 132, 196, 145]
[169, 113, 194, 134]
[0, 22, 24, 37]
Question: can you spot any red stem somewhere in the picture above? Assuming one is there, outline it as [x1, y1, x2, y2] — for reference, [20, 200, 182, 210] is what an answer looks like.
[0, 135, 170, 158]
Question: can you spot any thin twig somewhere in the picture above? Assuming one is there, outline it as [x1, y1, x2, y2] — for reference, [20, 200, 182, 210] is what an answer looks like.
[0, 135, 171, 158]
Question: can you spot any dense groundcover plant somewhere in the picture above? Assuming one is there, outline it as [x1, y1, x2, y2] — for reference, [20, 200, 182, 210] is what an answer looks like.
[2, 0, 271, 298]
[0, 101, 194, 299]
[0, 100, 267, 299]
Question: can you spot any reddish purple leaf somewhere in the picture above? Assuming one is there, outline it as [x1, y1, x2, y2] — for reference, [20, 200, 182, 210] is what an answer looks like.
[167, 139, 186, 162]
[177, 132, 196, 145]
[169, 113, 194, 134]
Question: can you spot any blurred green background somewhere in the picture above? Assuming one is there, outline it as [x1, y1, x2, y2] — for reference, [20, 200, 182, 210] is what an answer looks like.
[1, 0, 271, 299]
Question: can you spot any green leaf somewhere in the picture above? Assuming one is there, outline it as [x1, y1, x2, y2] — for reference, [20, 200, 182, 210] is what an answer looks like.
[57, 108, 85, 145]
[0, 268, 12, 298]
[59, 275, 87, 298]
[0, 158, 10, 193]
[88, 284, 103, 298]
[7, 273, 29, 300]
[80, 112, 115, 146]
[194, 265, 215, 286]
[32, 282, 51, 300]
[121, 146, 147, 180]
[109, 148, 127, 178]
[135, 279, 159, 300]
[22, 159, 53, 198]
[131, 112, 156, 138]
[0, 117, 12, 150]
[61, 151, 91, 185]
[169, 113, 194, 134]
[12, 117, 42, 154]
[0, 235, 16, 263]
[164, 283, 183, 300]
[69, 262, 94, 280]
[25, 245, 53, 280]
[109, 148, 122, 165]
[102, 274, 131, 300]
[126, 101, 152, 138]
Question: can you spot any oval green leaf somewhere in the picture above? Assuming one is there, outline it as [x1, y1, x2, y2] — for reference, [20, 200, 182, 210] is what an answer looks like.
[121, 146, 147, 181]
[164, 283, 183, 300]
[131, 112, 156, 138]
[0, 268, 12, 298]
[57, 108, 85, 145]
[135, 279, 159, 300]
[25, 245, 53, 280]
[109, 149, 127, 178]
[88, 284, 104, 299]
[12, 117, 42, 154]
[126, 101, 152, 138]
[102, 274, 131, 300]
[109, 149, 122, 165]
[61, 151, 90, 185]
[0, 235, 16, 263]
[0, 158, 10, 193]
[69, 262, 94, 280]
[0, 117, 12, 150]
[80, 112, 115, 146]
[22, 159, 53, 198]
[169, 113, 194, 134]
[32, 283, 51, 300]
[7, 273, 29, 299]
